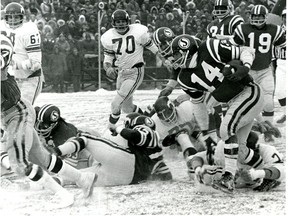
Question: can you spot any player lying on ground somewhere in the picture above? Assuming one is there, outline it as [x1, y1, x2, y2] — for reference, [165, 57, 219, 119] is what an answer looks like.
[47, 113, 172, 186]
[190, 131, 285, 192]
[1, 34, 96, 208]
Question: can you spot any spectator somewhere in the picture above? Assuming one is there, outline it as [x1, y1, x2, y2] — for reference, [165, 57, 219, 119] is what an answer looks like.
[79, 7, 88, 19]
[62, 6, 75, 22]
[116, 0, 127, 10]
[167, 12, 181, 35]
[56, 19, 69, 37]
[172, 8, 182, 23]
[142, 0, 151, 11]
[87, 14, 98, 35]
[155, 12, 168, 29]
[28, 2, 41, 16]
[42, 32, 56, 83]
[80, 32, 98, 68]
[47, 19, 58, 35]
[67, 33, 80, 52]
[235, 1, 247, 19]
[67, 20, 81, 39]
[40, 0, 55, 20]
[48, 45, 67, 93]
[76, 15, 89, 37]
[43, 24, 54, 36]
[67, 47, 84, 92]
[109, 2, 117, 13]
[173, 2, 183, 16]
[139, 4, 149, 26]
[28, 14, 38, 24]
[36, 19, 45, 32]
[55, 33, 71, 54]
[163, 0, 174, 13]
[147, 6, 158, 26]
[126, 0, 140, 21]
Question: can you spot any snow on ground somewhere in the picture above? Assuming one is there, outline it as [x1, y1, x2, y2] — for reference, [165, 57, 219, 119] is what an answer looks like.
[0, 89, 286, 216]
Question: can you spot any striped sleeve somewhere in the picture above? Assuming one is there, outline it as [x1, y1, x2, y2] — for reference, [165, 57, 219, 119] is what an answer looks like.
[273, 25, 286, 48]
[229, 15, 244, 35]
[233, 24, 245, 45]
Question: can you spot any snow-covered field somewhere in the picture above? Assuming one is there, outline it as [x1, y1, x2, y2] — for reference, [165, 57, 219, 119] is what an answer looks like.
[0, 89, 286, 216]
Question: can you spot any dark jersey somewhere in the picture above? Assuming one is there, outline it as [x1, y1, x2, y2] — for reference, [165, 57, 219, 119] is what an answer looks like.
[1, 73, 21, 112]
[233, 23, 286, 70]
[120, 125, 172, 183]
[174, 39, 250, 103]
[207, 15, 244, 39]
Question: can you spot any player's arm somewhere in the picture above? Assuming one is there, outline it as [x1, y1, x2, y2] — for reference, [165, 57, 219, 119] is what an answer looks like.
[158, 67, 181, 98]
[230, 24, 245, 46]
[16, 28, 42, 74]
[273, 26, 286, 48]
[115, 126, 160, 149]
[101, 35, 117, 79]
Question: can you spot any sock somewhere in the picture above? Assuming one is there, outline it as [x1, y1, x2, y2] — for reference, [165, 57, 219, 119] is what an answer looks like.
[109, 113, 120, 124]
[262, 111, 274, 123]
[243, 148, 263, 169]
[58, 137, 87, 156]
[224, 139, 238, 176]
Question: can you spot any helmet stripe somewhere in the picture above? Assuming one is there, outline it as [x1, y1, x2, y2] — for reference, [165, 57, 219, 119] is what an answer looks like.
[38, 104, 54, 121]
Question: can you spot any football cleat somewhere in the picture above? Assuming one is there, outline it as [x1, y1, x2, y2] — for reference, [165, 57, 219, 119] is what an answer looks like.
[276, 114, 286, 124]
[212, 171, 235, 194]
[253, 179, 281, 192]
[76, 172, 98, 198]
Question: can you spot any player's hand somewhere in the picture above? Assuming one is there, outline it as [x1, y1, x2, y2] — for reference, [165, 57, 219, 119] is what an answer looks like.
[195, 166, 207, 184]
[106, 67, 118, 80]
[163, 59, 173, 72]
[222, 64, 249, 82]
[158, 86, 174, 98]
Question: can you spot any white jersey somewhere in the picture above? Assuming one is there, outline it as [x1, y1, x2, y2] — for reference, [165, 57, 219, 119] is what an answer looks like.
[1, 21, 42, 79]
[101, 24, 157, 69]
[151, 100, 200, 144]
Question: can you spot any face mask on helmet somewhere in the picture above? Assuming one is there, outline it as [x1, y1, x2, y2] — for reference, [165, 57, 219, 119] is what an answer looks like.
[250, 5, 268, 27]
[282, 9, 286, 26]
[35, 104, 61, 137]
[4, 2, 25, 29]
[112, 9, 130, 34]
[124, 113, 156, 130]
[212, 0, 233, 19]
[171, 35, 198, 69]
[153, 27, 175, 57]
[154, 96, 177, 125]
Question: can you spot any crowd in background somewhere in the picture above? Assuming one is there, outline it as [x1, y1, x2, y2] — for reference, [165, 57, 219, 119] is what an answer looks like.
[1, 0, 276, 92]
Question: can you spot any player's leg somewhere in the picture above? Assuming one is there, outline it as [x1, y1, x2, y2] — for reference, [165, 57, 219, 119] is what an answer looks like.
[213, 83, 264, 193]
[275, 63, 286, 124]
[16, 76, 43, 105]
[109, 68, 144, 127]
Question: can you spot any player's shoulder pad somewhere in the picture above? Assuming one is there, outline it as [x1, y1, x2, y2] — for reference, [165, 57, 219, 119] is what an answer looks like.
[130, 23, 148, 33]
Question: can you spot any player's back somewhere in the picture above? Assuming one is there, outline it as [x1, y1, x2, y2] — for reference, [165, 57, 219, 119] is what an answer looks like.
[152, 100, 199, 143]
[207, 15, 244, 39]
[234, 23, 285, 70]
[101, 24, 149, 69]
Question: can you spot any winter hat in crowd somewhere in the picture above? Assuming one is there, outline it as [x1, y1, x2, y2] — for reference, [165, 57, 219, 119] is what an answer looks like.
[57, 19, 65, 27]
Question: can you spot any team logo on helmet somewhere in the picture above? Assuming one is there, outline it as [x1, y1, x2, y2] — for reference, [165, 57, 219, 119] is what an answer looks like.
[50, 110, 59, 122]
[164, 28, 173, 37]
[178, 37, 190, 49]
[144, 117, 155, 128]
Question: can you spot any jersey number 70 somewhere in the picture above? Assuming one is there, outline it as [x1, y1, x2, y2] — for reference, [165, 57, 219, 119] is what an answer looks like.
[112, 36, 135, 55]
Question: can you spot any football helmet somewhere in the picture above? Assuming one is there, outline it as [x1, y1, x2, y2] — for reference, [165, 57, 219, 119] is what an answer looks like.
[153, 96, 177, 125]
[0, 34, 14, 70]
[170, 35, 199, 69]
[35, 104, 61, 137]
[124, 113, 156, 130]
[250, 5, 268, 26]
[111, 9, 130, 34]
[4, 2, 25, 29]
[152, 27, 175, 57]
[212, 0, 234, 19]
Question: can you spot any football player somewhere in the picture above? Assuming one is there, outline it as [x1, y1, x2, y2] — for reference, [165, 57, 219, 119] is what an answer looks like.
[207, 0, 244, 40]
[47, 113, 172, 186]
[163, 34, 265, 194]
[1, 34, 96, 207]
[150, 96, 216, 177]
[2, 2, 43, 105]
[232, 5, 286, 141]
[34, 104, 100, 169]
[101, 9, 164, 131]
[190, 131, 285, 192]
[273, 9, 286, 124]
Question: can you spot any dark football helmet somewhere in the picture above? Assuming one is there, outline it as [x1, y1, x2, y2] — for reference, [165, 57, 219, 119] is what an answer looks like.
[152, 27, 175, 57]
[153, 96, 177, 125]
[124, 113, 156, 130]
[4, 2, 25, 29]
[170, 34, 199, 69]
[212, 0, 233, 19]
[0, 34, 14, 70]
[250, 5, 268, 26]
[35, 104, 61, 137]
[111, 9, 130, 34]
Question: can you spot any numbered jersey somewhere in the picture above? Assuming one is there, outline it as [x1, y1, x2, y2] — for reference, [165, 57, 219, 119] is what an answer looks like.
[0, 21, 42, 79]
[101, 24, 153, 69]
[176, 39, 246, 103]
[151, 100, 200, 144]
[233, 23, 286, 70]
[207, 15, 244, 39]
